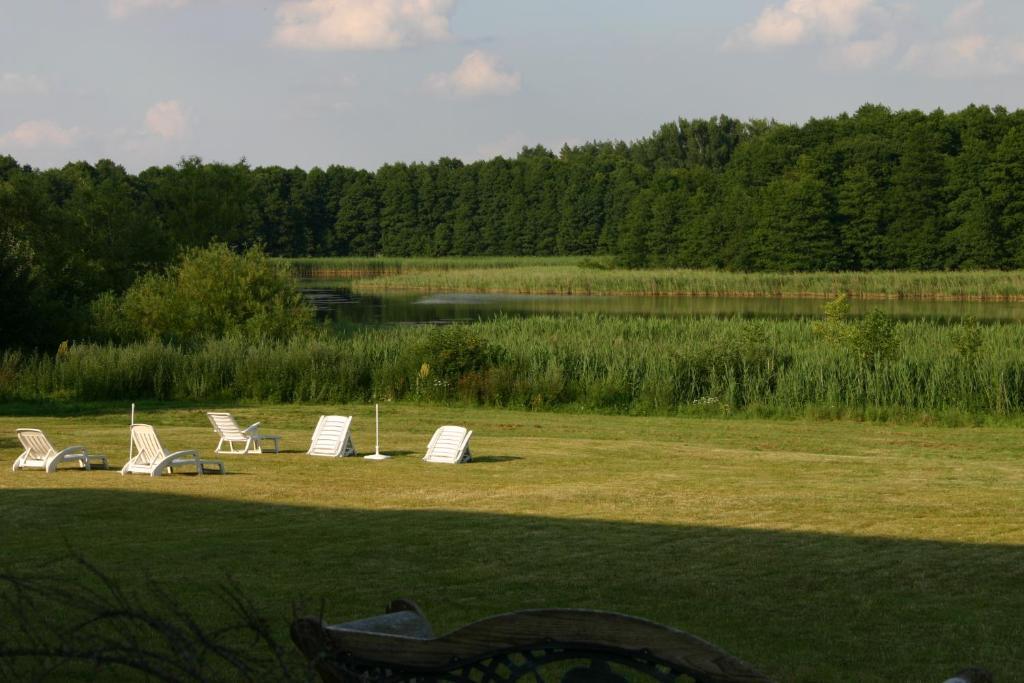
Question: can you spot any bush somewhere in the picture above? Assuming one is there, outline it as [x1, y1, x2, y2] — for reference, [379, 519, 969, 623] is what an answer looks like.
[951, 316, 983, 359]
[814, 294, 898, 367]
[92, 244, 313, 345]
[416, 325, 499, 400]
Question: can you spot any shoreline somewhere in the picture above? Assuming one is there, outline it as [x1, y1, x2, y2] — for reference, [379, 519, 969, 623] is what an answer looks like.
[348, 284, 1024, 303]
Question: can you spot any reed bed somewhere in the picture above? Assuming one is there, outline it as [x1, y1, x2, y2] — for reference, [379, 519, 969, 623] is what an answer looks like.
[4, 316, 1023, 419]
[351, 266, 1024, 300]
[286, 256, 592, 279]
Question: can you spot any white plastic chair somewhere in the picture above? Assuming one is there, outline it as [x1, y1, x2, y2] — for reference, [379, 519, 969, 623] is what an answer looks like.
[13, 429, 108, 473]
[122, 424, 225, 477]
[206, 412, 280, 454]
[307, 416, 357, 457]
[423, 425, 472, 464]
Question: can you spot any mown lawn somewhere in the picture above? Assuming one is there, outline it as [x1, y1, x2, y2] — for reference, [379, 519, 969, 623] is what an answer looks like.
[1, 402, 1022, 681]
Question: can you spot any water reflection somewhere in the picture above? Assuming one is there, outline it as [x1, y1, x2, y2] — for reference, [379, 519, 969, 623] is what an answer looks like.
[301, 284, 1024, 326]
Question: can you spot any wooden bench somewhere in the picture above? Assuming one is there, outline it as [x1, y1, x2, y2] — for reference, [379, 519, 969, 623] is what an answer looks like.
[292, 599, 774, 682]
[292, 600, 995, 683]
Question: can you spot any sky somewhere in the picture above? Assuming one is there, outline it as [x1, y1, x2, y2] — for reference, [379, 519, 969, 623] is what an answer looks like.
[1, 0, 1023, 171]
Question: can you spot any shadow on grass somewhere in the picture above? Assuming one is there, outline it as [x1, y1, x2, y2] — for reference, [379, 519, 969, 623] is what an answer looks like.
[362, 449, 418, 458]
[1, 489, 1019, 682]
[273, 449, 420, 457]
[470, 455, 523, 463]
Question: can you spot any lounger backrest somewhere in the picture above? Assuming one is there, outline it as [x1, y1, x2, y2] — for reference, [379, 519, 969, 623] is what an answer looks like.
[16, 429, 55, 461]
[130, 424, 166, 466]
[424, 426, 471, 464]
[308, 415, 353, 456]
[207, 412, 244, 440]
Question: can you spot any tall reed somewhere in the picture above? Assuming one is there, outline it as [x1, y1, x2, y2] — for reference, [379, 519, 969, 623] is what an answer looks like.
[351, 266, 1024, 301]
[286, 256, 592, 279]
[4, 316, 1023, 420]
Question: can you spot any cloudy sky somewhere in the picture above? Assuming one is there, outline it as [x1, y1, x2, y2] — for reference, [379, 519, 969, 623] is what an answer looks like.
[2, 0, 1023, 171]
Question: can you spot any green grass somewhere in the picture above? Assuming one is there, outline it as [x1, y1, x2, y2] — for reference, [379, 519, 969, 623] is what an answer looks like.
[5, 315, 1024, 419]
[351, 265, 1024, 300]
[1, 402, 1022, 681]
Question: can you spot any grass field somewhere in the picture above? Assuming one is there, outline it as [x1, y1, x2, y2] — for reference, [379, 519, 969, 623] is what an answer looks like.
[2, 402, 1022, 681]
[349, 264, 1024, 300]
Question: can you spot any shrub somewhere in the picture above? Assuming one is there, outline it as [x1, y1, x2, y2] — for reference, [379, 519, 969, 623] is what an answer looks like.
[853, 308, 898, 366]
[814, 294, 898, 367]
[93, 244, 313, 345]
[951, 316, 983, 359]
[417, 325, 499, 400]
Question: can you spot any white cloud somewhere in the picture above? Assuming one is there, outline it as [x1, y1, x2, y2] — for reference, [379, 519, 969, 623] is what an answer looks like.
[273, 0, 454, 51]
[722, 0, 1024, 74]
[728, 0, 881, 48]
[108, 0, 190, 18]
[836, 34, 897, 68]
[144, 100, 188, 138]
[0, 73, 48, 96]
[0, 120, 79, 148]
[725, 0, 901, 69]
[946, 0, 985, 31]
[426, 50, 521, 97]
[902, 1, 1024, 78]
[902, 34, 1024, 77]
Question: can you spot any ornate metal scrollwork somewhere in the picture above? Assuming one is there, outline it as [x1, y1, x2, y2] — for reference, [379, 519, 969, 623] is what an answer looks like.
[292, 603, 774, 683]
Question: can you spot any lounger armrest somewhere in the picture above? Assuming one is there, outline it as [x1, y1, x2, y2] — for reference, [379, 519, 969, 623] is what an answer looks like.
[242, 422, 262, 435]
[167, 449, 199, 460]
[55, 445, 87, 457]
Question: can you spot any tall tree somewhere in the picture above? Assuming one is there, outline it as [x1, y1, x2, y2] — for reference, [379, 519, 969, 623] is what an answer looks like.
[331, 171, 380, 256]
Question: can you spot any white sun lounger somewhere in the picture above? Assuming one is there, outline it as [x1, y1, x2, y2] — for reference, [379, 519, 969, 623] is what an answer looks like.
[122, 424, 225, 477]
[13, 429, 108, 473]
[423, 425, 472, 464]
[307, 415, 356, 457]
[206, 412, 280, 454]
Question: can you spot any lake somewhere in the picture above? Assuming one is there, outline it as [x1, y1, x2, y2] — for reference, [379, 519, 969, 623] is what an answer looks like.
[302, 283, 1024, 325]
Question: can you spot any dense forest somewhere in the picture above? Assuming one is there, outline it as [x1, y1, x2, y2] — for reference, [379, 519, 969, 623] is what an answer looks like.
[4, 103, 1024, 346]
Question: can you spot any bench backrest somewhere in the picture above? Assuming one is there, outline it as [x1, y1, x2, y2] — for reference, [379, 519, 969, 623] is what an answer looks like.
[207, 412, 245, 440]
[130, 424, 166, 466]
[292, 601, 775, 683]
[424, 426, 471, 464]
[16, 429, 55, 461]
[308, 416, 353, 457]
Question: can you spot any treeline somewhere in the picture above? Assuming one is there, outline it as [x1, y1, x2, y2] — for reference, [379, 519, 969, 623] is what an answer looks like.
[4, 104, 1024, 343]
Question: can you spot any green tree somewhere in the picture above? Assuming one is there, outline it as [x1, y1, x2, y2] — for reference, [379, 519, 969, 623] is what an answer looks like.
[97, 244, 313, 344]
[331, 171, 380, 256]
[986, 126, 1024, 267]
[377, 163, 421, 255]
[885, 122, 949, 268]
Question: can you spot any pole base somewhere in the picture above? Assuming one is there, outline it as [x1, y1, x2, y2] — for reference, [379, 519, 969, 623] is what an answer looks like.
[364, 453, 391, 460]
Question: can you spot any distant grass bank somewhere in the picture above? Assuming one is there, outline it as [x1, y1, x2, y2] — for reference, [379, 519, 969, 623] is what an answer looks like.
[286, 256, 594, 279]
[1, 404, 1022, 681]
[345, 264, 1024, 301]
[4, 315, 1024, 421]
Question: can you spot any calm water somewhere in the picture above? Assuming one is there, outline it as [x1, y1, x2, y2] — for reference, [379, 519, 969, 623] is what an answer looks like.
[302, 283, 1024, 325]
